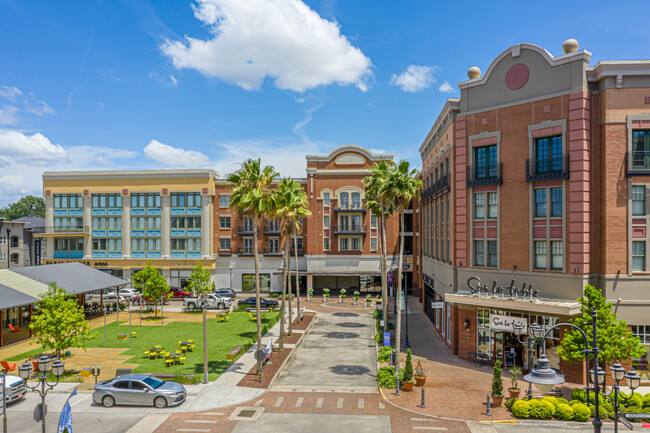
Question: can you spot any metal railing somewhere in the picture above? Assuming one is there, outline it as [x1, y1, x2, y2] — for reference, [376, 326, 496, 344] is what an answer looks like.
[466, 163, 503, 187]
[263, 247, 282, 256]
[626, 151, 650, 176]
[526, 155, 569, 182]
[333, 201, 366, 212]
[332, 225, 367, 235]
[40, 226, 89, 234]
[237, 225, 255, 235]
[263, 226, 280, 235]
[421, 173, 450, 203]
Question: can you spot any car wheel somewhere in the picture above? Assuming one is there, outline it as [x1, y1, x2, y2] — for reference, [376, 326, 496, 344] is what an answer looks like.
[102, 395, 115, 408]
[154, 396, 168, 408]
[218, 302, 224, 309]
[187, 302, 195, 309]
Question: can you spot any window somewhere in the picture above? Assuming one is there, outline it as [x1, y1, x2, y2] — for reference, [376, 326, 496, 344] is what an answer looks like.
[351, 237, 361, 251]
[243, 217, 254, 232]
[371, 238, 377, 251]
[171, 192, 201, 207]
[219, 238, 231, 251]
[268, 219, 279, 232]
[487, 240, 497, 267]
[534, 241, 547, 269]
[535, 135, 562, 173]
[323, 192, 330, 207]
[474, 193, 484, 219]
[351, 192, 361, 209]
[92, 193, 122, 208]
[487, 192, 497, 219]
[339, 193, 349, 209]
[535, 189, 546, 217]
[474, 145, 497, 179]
[632, 185, 646, 216]
[219, 194, 230, 208]
[551, 241, 563, 270]
[0, 236, 5, 245]
[339, 215, 349, 231]
[10, 254, 19, 265]
[10, 237, 19, 248]
[324, 238, 330, 251]
[113, 381, 130, 389]
[340, 238, 349, 251]
[292, 237, 303, 251]
[131, 381, 148, 391]
[242, 274, 270, 292]
[323, 216, 330, 229]
[243, 238, 254, 253]
[551, 188, 563, 217]
[0, 253, 5, 262]
[350, 215, 361, 231]
[54, 194, 82, 209]
[371, 215, 377, 228]
[474, 240, 484, 267]
[631, 325, 650, 344]
[93, 238, 121, 253]
[219, 216, 231, 229]
[633, 241, 645, 271]
[131, 193, 160, 208]
[268, 238, 279, 253]
[631, 130, 650, 169]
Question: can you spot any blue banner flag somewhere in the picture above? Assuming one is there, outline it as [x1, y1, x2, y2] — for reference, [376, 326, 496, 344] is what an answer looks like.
[58, 387, 78, 433]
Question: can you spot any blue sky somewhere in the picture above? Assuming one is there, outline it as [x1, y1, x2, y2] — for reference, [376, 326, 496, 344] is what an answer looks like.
[1, 0, 649, 205]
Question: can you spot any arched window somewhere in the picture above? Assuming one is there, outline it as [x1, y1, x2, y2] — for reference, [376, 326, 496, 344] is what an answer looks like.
[351, 192, 361, 209]
[339, 192, 349, 209]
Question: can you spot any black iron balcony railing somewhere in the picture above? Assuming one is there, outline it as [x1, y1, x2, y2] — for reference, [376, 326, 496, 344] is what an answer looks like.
[238, 249, 254, 256]
[42, 226, 89, 235]
[435, 173, 450, 196]
[466, 163, 503, 187]
[289, 248, 304, 256]
[263, 225, 280, 235]
[332, 225, 367, 235]
[626, 151, 650, 176]
[237, 225, 255, 235]
[218, 249, 232, 256]
[526, 155, 569, 182]
[263, 247, 282, 256]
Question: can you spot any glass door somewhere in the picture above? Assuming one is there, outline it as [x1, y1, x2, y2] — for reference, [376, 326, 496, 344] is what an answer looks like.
[493, 331, 504, 365]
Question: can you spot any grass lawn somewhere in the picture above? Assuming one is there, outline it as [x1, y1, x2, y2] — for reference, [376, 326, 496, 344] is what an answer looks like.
[5, 347, 47, 362]
[85, 311, 279, 380]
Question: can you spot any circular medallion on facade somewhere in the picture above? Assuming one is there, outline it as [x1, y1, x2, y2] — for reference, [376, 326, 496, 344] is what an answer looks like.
[505, 63, 529, 90]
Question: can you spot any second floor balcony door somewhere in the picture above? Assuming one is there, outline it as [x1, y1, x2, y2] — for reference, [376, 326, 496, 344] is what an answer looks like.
[474, 145, 497, 179]
[243, 217, 254, 232]
[535, 135, 562, 174]
[633, 130, 650, 170]
[243, 238, 254, 253]
[351, 215, 361, 231]
[340, 216, 349, 231]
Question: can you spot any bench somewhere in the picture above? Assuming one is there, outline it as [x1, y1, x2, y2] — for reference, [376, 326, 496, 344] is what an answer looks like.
[246, 308, 272, 313]
[226, 345, 244, 361]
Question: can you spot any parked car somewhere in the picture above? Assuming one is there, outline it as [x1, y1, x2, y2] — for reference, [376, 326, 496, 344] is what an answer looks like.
[238, 297, 279, 308]
[102, 294, 129, 305]
[170, 287, 192, 298]
[140, 296, 171, 306]
[92, 373, 186, 408]
[183, 293, 232, 310]
[214, 289, 236, 298]
[2, 375, 25, 405]
[118, 289, 139, 302]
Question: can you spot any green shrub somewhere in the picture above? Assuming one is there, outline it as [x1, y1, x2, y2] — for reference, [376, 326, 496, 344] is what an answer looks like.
[624, 405, 642, 413]
[491, 360, 504, 398]
[644, 393, 650, 408]
[375, 331, 383, 343]
[378, 346, 392, 362]
[402, 349, 414, 383]
[557, 397, 569, 405]
[505, 397, 518, 410]
[589, 403, 608, 419]
[555, 403, 574, 420]
[377, 366, 398, 388]
[628, 393, 644, 408]
[542, 396, 558, 408]
[568, 400, 581, 406]
[387, 322, 395, 330]
[373, 309, 381, 320]
[571, 389, 587, 403]
[512, 400, 531, 418]
[602, 402, 614, 413]
[529, 399, 554, 419]
[588, 392, 605, 405]
[573, 403, 590, 422]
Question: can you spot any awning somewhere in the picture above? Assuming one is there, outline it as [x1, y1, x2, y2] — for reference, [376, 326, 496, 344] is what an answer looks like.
[0, 283, 38, 309]
[444, 291, 581, 316]
[305, 257, 382, 276]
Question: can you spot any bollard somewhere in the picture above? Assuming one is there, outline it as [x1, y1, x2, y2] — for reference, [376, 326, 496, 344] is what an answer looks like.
[485, 393, 491, 416]
[419, 387, 426, 408]
[395, 376, 400, 396]
[390, 350, 396, 367]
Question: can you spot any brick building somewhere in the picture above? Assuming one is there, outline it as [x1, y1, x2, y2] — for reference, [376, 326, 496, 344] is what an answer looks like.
[417, 40, 650, 384]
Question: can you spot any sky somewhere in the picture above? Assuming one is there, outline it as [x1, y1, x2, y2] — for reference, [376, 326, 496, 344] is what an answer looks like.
[1, 0, 649, 206]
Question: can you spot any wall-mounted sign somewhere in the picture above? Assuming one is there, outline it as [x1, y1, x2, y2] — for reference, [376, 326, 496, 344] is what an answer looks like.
[490, 314, 528, 333]
[467, 276, 540, 300]
[34, 239, 41, 266]
[431, 301, 444, 309]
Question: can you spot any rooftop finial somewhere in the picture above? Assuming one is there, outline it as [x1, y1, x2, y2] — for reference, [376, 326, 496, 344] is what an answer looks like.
[562, 39, 579, 54]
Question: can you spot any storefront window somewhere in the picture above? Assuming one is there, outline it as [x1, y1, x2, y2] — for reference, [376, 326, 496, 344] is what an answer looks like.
[242, 273, 270, 292]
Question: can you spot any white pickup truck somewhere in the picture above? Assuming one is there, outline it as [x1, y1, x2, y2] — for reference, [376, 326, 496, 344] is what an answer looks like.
[2, 374, 26, 405]
[183, 293, 232, 310]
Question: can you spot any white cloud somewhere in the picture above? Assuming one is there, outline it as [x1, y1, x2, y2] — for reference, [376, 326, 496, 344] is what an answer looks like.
[438, 80, 455, 93]
[169, 74, 178, 86]
[0, 86, 22, 102]
[161, 0, 372, 92]
[149, 72, 179, 87]
[0, 106, 19, 125]
[0, 86, 54, 123]
[390, 65, 438, 92]
[143, 139, 213, 168]
[0, 130, 68, 165]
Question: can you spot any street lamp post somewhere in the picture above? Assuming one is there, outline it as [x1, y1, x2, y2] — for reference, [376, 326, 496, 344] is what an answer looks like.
[18, 355, 66, 433]
[591, 362, 641, 433]
[512, 322, 543, 399]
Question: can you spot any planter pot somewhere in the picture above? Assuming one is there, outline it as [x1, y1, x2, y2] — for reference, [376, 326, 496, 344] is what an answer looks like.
[403, 381, 414, 392]
[307, 294, 312, 301]
[491, 396, 504, 407]
[353, 299, 358, 304]
[323, 295, 329, 303]
[339, 296, 343, 303]
[415, 376, 427, 387]
[508, 388, 521, 399]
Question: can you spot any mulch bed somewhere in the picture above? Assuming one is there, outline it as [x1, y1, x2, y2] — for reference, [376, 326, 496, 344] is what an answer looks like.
[292, 312, 315, 330]
[239, 347, 292, 389]
[282, 333, 301, 344]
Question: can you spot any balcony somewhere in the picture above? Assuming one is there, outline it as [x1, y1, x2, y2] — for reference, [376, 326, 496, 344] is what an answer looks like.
[263, 247, 282, 256]
[333, 202, 366, 212]
[237, 226, 255, 235]
[37, 226, 90, 235]
[333, 225, 367, 235]
[263, 226, 281, 235]
[526, 155, 569, 182]
[238, 249, 255, 256]
[626, 151, 650, 176]
[218, 249, 232, 257]
[466, 163, 503, 187]
[290, 249, 305, 256]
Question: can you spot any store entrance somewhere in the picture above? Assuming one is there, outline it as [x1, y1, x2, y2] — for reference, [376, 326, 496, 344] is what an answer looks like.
[495, 332, 526, 371]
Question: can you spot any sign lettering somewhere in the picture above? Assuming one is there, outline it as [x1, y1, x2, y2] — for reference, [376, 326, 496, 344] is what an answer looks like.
[490, 314, 528, 333]
[467, 276, 540, 300]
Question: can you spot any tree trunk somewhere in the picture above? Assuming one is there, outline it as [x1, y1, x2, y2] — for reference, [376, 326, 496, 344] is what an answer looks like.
[395, 211, 405, 351]
[279, 241, 287, 351]
[287, 239, 293, 335]
[202, 291, 208, 384]
[380, 207, 388, 330]
[253, 214, 262, 379]
[294, 226, 301, 324]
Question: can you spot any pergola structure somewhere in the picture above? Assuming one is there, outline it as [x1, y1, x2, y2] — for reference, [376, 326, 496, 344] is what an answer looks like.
[0, 262, 127, 347]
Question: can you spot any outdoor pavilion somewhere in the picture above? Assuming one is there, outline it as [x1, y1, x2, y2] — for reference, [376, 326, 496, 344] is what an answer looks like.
[0, 262, 127, 347]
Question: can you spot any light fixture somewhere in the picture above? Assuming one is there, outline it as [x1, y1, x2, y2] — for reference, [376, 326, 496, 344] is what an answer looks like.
[18, 362, 33, 380]
[625, 369, 641, 390]
[51, 359, 65, 378]
[37, 355, 51, 373]
[610, 361, 625, 382]
[464, 318, 470, 331]
[513, 322, 524, 336]
[590, 367, 606, 385]
[524, 355, 565, 394]
[530, 322, 543, 339]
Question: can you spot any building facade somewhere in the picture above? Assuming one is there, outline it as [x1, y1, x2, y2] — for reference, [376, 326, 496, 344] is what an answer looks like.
[418, 40, 650, 383]
[0, 216, 44, 269]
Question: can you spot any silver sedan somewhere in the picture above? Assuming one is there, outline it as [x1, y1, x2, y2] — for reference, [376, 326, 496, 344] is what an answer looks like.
[92, 374, 186, 408]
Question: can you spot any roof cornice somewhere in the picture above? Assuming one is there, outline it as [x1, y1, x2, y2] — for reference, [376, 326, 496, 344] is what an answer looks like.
[43, 169, 219, 181]
[305, 145, 393, 162]
[587, 60, 650, 81]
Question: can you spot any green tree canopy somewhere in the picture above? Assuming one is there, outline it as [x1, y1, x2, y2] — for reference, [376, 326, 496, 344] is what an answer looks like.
[558, 285, 645, 365]
[132, 261, 169, 318]
[29, 282, 96, 357]
[188, 261, 212, 298]
[0, 195, 45, 219]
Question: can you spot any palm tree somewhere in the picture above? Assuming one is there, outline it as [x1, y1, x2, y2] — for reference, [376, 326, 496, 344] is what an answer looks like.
[363, 161, 394, 330]
[228, 158, 279, 378]
[387, 160, 422, 351]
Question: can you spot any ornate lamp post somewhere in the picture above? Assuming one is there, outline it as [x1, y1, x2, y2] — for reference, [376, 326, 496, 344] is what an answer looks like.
[591, 362, 641, 433]
[512, 321, 543, 399]
[18, 355, 66, 433]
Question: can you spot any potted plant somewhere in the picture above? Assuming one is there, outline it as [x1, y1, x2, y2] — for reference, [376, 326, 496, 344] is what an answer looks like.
[365, 294, 372, 307]
[323, 288, 329, 303]
[491, 360, 504, 407]
[402, 349, 415, 391]
[307, 288, 313, 301]
[353, 291, 360, 304]
[375, 295, 382, 310]
[339, 289, 347, 303]
[508, 367, 521, 399]
[414, 359, 427, 387]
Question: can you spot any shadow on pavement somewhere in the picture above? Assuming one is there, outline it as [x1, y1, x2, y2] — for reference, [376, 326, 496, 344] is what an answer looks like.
[333, 312, 359, 317]
[336, 322, 366, 328]
[324, 332, 360, 339]
[329, 364, 371, 376]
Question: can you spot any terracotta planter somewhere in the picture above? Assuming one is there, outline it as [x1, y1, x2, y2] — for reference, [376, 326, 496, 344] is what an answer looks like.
[415, 376, 427, 387]
[508, 388, 521, 399]
[403, 381, 414, 392]
[491, 396, 504, 407]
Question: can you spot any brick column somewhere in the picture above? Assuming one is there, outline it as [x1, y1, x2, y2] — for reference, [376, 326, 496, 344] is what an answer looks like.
[455, 116, 468, 267]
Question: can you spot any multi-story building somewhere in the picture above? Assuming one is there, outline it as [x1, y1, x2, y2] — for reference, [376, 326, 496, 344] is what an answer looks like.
[0, 216, 45, 268]
[417, 39, 650, 384]
[40, 170, 217, 285]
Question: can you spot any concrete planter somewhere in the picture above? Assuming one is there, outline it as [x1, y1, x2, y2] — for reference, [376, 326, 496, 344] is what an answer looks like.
[307, 294, 312, 301]
[323, 295, 329, 303]
[353, 298, 358, 305]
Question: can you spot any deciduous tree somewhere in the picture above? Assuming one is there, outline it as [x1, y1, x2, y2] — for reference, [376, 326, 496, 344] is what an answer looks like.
[188, 261, 213, 384]
[0, 195, 45, 219]
[132, 261, 169, 318]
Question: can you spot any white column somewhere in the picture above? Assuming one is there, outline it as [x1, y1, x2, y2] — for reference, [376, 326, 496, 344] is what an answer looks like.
[201, 194, 211, 258]
[122, 194, 131, 258]
[307, 274, 313, 291]
[83, 195, 92, 258]
[162, 194, 171, 259]
[45, 196, 54, 258]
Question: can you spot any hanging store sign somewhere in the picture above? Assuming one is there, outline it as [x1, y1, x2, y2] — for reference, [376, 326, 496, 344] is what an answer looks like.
[467, 276, 540, 300]
[490, 314, 528, 333]
[430, 301, 444, 309]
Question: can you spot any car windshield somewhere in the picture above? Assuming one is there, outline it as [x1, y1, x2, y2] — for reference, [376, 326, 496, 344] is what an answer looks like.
[143, 377, 164, 389]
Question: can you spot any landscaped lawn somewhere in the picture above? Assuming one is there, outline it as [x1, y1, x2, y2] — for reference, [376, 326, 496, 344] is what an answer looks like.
[85, 311, 279, 380]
